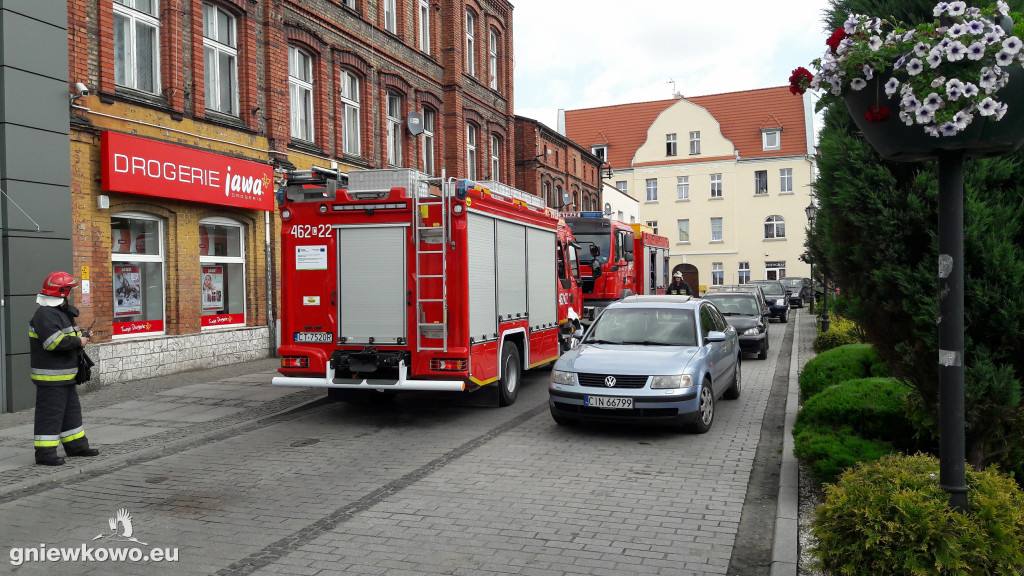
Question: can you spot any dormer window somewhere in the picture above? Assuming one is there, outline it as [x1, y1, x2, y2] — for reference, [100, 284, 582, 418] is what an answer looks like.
[591, 145, 607, 162]
[762, 129, 781, 151]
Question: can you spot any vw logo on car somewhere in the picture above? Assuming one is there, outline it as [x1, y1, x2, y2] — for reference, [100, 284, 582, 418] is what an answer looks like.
[605, 376, 616, 387]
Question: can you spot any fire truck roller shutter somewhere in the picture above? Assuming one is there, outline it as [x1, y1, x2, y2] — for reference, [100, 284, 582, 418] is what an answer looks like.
[467, 213, 498, 340]
[496, 221, 528, 321]
[526, 228, 557, 328]
[338, 226, 407, 343]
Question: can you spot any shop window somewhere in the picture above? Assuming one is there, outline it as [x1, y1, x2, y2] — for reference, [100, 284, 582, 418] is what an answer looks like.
[199, 218, 246, 328]
[111, 213, 166, 337]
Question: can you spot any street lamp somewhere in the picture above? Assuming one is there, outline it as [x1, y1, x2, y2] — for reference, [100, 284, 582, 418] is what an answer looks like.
[804, 202, 818, 315]
[602, 163, 614, 180]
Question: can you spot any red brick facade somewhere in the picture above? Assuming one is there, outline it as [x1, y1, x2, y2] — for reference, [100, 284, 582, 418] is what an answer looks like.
[514, 116, 603, 213]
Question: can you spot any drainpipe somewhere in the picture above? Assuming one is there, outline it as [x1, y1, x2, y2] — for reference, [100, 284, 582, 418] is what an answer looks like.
[265, 210, 275, 357]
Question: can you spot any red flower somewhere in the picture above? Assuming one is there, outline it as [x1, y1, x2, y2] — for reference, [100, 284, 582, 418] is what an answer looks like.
[826, 28, 847, 53]
[864, 104, 891, 123]
[789, 67, 814, 95]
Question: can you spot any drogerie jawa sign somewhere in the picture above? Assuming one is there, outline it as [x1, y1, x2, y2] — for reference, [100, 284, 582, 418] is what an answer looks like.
[101, 131, 274, 211]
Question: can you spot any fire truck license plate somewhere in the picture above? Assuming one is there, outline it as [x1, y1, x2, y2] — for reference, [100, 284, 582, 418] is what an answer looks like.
[584, 396, 633, 409]
[294, 332, 334, 344]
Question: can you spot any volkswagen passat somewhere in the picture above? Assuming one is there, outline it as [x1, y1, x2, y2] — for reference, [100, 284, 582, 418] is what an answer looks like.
[548, 296, 741, 433]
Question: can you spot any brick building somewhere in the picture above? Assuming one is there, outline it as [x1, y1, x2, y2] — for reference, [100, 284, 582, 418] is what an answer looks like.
[62, 0, 516, 390]
[513, 115, 602, 212]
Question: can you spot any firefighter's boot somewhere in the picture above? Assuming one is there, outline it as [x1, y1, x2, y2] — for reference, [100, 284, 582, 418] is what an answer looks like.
[63, 435, 99, 457]
[35, 447, 65, 466]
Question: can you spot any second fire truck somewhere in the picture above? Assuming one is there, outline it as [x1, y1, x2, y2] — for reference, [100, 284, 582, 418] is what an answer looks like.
[272, 168, 582, 406]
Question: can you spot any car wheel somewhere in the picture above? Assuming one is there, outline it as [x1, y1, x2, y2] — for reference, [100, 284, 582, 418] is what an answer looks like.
[781, 310, 789, 323]
[724, 357, 741, 399]
[689, 380, 714, 434]
[758, 340, 768, 360]
[498, 342, 521, 407]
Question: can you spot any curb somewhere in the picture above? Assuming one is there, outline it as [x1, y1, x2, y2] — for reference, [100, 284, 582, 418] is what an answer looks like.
[771, 308, 804, 576]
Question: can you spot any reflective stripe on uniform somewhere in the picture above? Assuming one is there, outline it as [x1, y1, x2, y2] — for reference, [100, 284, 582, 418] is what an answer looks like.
[34, 435, 60, 447]
[42, 327, 78, 351]
[31, 366, 78, 382]
[60, 426, 86, 443]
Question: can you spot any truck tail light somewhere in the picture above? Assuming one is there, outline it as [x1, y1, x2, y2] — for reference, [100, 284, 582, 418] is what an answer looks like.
[281, 356, 309, 369]
[430, 358, 467, 371]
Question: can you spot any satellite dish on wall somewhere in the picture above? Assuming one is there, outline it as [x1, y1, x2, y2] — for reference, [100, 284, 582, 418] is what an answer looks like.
[406, 112, 424, 136]
[561, 190, 572, 207]
[603, 202, 612, 215]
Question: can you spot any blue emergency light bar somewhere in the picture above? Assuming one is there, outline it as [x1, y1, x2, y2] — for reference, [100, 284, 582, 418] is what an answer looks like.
[455, 179, 476, 200]
[577, 211, 604, 218]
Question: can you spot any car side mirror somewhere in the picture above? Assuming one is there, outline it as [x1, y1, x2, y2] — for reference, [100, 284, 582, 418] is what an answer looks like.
[705, 331, 726, 343]
[572, 328, 584, 340]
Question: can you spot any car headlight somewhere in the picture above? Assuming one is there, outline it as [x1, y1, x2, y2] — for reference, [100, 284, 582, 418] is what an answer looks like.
[776, 299, 786, 306]
[743, 327, 760, 336]
[550, 369, 576, 386]
[651, 374, 692, 389]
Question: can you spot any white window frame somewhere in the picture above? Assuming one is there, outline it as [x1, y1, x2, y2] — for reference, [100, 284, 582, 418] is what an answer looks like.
[676, 176, 689, 200]
[592, 145, 607, 163]
[666, 133, 677, 156]
[490, 134, 500, 180]
[199, 217, 246, 329]
[542, 182, 552, 208]
[712, 262, 724, 286]
[419, 0, 431, 53]
[466, 124, 477, 181]
[202, 3, 238, 116]
[111, 211, 166, 338]
[646, 220, 658, 235]
[738, 261, 750, 284]
[766, 261, 787, 280]
[384, 0, 397, 33]
[645, 178, 658, 202]
[422, 108, 435, 175]
[780, 168, 793, 193]
[711, 217, 723, 242]
[677, 219, 689, 243]
[615, 180, 627, 194]
[113, 0, 161, 94]
[488, 29, 498, 89]
[288, 46, 314, 141]
[754, 170, 768, 195]
[763, 130, 781, 150]
[387, 92, 402, 167]
[340, 70, 361, 156]
[466, 10, 476, 77]
[689, 131, 701, 154]
[710, 173, 722, 198]
[764, 215, 786, 239]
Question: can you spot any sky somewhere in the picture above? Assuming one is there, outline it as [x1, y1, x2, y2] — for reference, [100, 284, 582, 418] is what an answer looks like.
[511, 0, 835, 130]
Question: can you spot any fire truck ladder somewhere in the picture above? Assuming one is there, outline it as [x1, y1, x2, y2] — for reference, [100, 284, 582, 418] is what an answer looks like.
[412, 176, 450, 351]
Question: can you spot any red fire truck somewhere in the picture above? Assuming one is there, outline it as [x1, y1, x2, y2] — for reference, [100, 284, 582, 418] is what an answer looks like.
[272, 168, 582, 406]
[564, 213, 669, 322]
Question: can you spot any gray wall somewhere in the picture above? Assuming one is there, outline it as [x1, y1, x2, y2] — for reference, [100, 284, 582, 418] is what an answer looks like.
[0, 1, 71, 412]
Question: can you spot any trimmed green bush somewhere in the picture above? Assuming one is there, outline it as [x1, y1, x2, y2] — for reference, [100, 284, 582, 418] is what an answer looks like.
[813, 314, 866, 353]
[813, 453, 1024, 576]
[793, 425, 895, 485]
[799, 344, 886, 401]
[794, 378, 914, 448]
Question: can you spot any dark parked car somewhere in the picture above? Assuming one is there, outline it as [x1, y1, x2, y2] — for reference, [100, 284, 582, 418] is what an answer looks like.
[703, 291, 769, 359]
[750, 280, 790, 323]
[714, 284, 770, 318]
[781, 277, 813, 308]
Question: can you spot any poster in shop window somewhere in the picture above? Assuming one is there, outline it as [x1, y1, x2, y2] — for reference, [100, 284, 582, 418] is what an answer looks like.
[202, 266, 224, 311]
[113, 265, 142, 317]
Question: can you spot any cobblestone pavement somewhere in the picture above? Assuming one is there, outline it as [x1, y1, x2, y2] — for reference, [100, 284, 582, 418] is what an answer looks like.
[0, 311, 813, 576]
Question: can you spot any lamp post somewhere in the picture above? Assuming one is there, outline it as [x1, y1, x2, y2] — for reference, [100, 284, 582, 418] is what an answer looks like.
[805, 202, 817, 315]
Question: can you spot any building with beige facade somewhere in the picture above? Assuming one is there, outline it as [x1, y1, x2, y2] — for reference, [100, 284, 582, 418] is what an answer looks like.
[565, 87, 816, 293]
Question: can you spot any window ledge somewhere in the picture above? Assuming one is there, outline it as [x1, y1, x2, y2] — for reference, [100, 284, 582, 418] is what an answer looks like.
[675, 198, 690, 203]
[288, 140, 324, 156]
[753, 192, 768, 197]
[676, 241, 691, 245]
[763, 237, 788, 242]
[203, 110, 252, 133]
[778, 191, 795, 195]
[709, 196, 724, 201]
[710, 240, 724, 244]
[644, 200, 659, 204]
[111, 87, 172, 113]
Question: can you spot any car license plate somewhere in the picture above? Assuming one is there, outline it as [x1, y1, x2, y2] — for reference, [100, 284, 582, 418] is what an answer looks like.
[294, 331, 333, 344]
[585, 396, 633, 409]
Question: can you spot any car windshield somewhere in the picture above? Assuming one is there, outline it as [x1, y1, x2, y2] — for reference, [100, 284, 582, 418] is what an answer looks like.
[755, 282, 785, 296]
[782, 279, 803, 289]
[705, 296, 760, 316]
[584, 307, 697, 347]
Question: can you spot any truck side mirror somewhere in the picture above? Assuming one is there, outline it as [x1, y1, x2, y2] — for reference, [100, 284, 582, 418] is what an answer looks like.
[589, 245, 600, 258]
[591, 261, 602, 278]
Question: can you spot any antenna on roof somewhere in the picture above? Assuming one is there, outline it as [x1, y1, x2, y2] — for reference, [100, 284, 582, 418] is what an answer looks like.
[667, 79, 683, 99]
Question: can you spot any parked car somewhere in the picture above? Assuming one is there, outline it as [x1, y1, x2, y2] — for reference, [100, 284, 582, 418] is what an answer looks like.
[548, 295, 741, 433]
[750, 280, 791, 323]
[714, 284, 771, 318]
[703, 291, 769, 359]
[781, 277, 813, 308]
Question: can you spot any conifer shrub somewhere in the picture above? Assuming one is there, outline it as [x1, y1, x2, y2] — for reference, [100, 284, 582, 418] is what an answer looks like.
[793, 425, 894, 485]
[795, 378, 914, 448]
[799, 344, 884, 401]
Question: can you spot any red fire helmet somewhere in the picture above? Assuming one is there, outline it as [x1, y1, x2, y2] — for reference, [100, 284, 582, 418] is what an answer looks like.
[40, 271, 78, 297]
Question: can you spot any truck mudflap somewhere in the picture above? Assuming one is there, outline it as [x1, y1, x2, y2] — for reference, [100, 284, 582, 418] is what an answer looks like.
[272, 359, 466, 392]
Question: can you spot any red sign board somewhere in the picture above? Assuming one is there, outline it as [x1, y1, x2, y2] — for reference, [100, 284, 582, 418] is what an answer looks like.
[202, 313, 245, 327]
[112, 320, 165, 336]
[101, 131, 274, 211]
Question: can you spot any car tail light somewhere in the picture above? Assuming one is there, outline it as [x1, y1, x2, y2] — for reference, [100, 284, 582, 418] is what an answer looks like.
[281, 356, 309, 369]
[430, 358, 467, 371]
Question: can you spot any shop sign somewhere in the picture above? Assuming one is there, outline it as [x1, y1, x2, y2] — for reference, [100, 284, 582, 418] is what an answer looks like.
[201, 313, 244, 327]
[202, 266, 224, 311]
[112, 320, 164, 336]
[113, 265, 142, 317]
[101, 131, 274, 211]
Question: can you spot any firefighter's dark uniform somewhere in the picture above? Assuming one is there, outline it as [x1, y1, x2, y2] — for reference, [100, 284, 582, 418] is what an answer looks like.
[30, 302, 95, 464]
[666, 280, 693, 296]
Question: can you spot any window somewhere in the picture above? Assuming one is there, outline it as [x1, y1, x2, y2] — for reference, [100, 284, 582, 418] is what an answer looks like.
[676, 176, 689, 200]
[646, 178, 658, 202]
[386, 92, 402, 167]
[199, 218, 245, 328]
[111, 213, 165, 337]
[712, 262, 724, 286]
[754, 170, 768, 195]
[542, 182, 552, 208]
[384, 0, 396, 33]
[677, 219, 689, 243]
[465, 10, 476, 77]
[555, 185, 563, 209]
[422, 108, 435, 175]
[418, 0, 431, 53]
[710, 173, 722, 198]
[466, 124, 477, 180]
[340, 70, 360, 156]
[689, 131, 701, 154]
[763, 130, 780, 150]
[203, 3, 237, 115]
[766, 261, 786, 280]
[780, 168, 793, 192]
[592, 146, 607, 162]
[615, 180, 627, 194]
[288, 46, 314, 141]
[341, 0, 355, 7]
[617, 210, 624, 220]
[738, 262, 750, 284]
[666, 133, 677, 156]
[113, 0, 160, 94]
[711, 217, 723, 242]
[764, 215, 786, 239]
[488, 30, 498, 89]
[490, 134, 500, 180]
[646, 220, 658, 235]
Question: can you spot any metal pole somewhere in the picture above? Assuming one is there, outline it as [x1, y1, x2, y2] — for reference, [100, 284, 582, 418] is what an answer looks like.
[937, 149, 967, 512]
[809, 262, 815, 314]
[821, 277, 830, 331]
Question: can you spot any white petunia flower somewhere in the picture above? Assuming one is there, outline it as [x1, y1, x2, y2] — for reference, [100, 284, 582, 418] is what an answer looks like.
[954, 110, 972, 129]
[925, 126, 940, 137]
[948, 1, 966, 16]
[998, 1, 1010, 14]
[966, 20, 985, 35]
[927, 50, 943, 68]
[914, 42, 931, 57]
[995, 102, 1009, 120]
[939, 122, 960, 136]
[997, 50, 1015, 66]
[962, 82, 979, 97]
[844, 16, 859, 34]
[985, 31, 1004, 44]
[947, 41, 967, 61]
[902, 94, 921, 112]
[900, 111, 914, 126]
[967, 41, 987, 61]
[885, 77, 901, 96]
[850, 78, 867, 91]
[906, 58, 925, 76]
[978, 97, 998, 116]
[1002, 36, 1022, 55]
[933, 2, 950, 17]
[916, 107, 936, 124]
[923, 92, 945, 110]
[932, 76, 947, 88]
[868, 36, 882, 51]
[937, 38, 953, 50]
[946, 79, 965, 101]
[948, 23, 966, 38]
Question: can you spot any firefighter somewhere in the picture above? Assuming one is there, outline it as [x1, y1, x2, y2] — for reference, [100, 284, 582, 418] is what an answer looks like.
[30, 271, 99, 466]
[666, 271, 693, 296]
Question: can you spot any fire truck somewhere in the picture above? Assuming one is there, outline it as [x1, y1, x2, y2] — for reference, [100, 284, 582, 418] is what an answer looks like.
[564, 213, 670, 322]
[272, 168, 583, 406]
